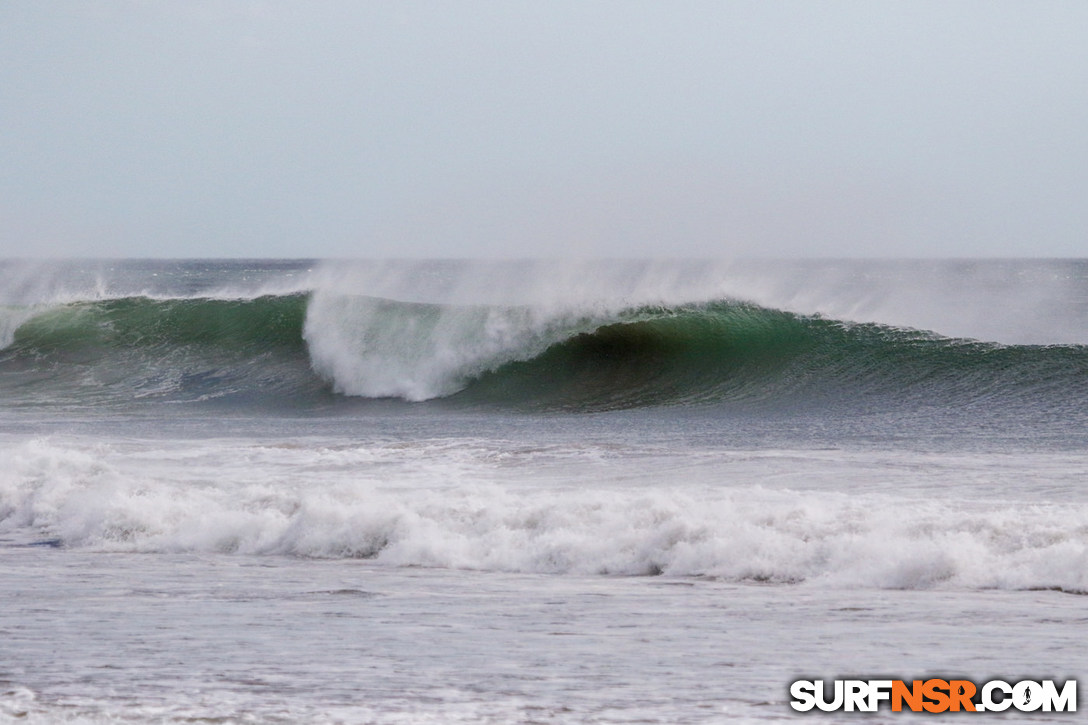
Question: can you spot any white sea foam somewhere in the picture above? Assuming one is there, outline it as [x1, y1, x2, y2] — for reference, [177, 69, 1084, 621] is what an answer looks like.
[303, 294, 597, 400]
[3, 438, 1085, 593]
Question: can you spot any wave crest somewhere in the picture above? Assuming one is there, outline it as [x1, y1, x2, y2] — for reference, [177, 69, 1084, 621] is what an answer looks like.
[2, 291, 1086, 411]
[303, 293, 599, 401]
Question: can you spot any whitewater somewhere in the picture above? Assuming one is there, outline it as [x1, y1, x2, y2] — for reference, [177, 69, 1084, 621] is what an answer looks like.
[1, 259, 1086, 723]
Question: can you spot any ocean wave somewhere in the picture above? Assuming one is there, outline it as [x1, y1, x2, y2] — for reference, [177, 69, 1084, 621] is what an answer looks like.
[0, 291, 1086, 411]
[302, 292, 595, 401]
[3, 439, 1086, 592]
[0, 294, 325, 407]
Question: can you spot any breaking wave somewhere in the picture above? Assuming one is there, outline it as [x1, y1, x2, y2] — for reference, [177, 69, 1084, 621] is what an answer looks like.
[1, 290, 1086, 411]
[2, 438, 1086, 593]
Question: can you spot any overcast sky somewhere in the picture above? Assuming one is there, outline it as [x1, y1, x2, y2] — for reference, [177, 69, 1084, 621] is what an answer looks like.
[2, 1, 1086, 258]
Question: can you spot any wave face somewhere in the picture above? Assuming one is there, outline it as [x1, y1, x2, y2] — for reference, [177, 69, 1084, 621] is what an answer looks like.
[458, 301, 1088, 412]
[2, 280, 1087, 414]
[0, 294, 326, 408]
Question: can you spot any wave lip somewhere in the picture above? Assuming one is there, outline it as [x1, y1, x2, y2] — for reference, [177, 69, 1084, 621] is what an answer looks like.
[302, 292, 601, 402]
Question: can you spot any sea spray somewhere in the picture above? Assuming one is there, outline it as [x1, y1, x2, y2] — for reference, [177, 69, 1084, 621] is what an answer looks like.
[302, 293, 598, 401]
[2, 259, 1087, 412]
[305, 258, 1088, 344]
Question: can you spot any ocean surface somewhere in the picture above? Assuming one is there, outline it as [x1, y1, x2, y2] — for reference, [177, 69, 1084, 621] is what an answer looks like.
[1, 259, 1086, 723]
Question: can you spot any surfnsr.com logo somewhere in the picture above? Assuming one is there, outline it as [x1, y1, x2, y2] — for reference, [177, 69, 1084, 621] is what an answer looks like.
[789, 679, 1076, 713]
